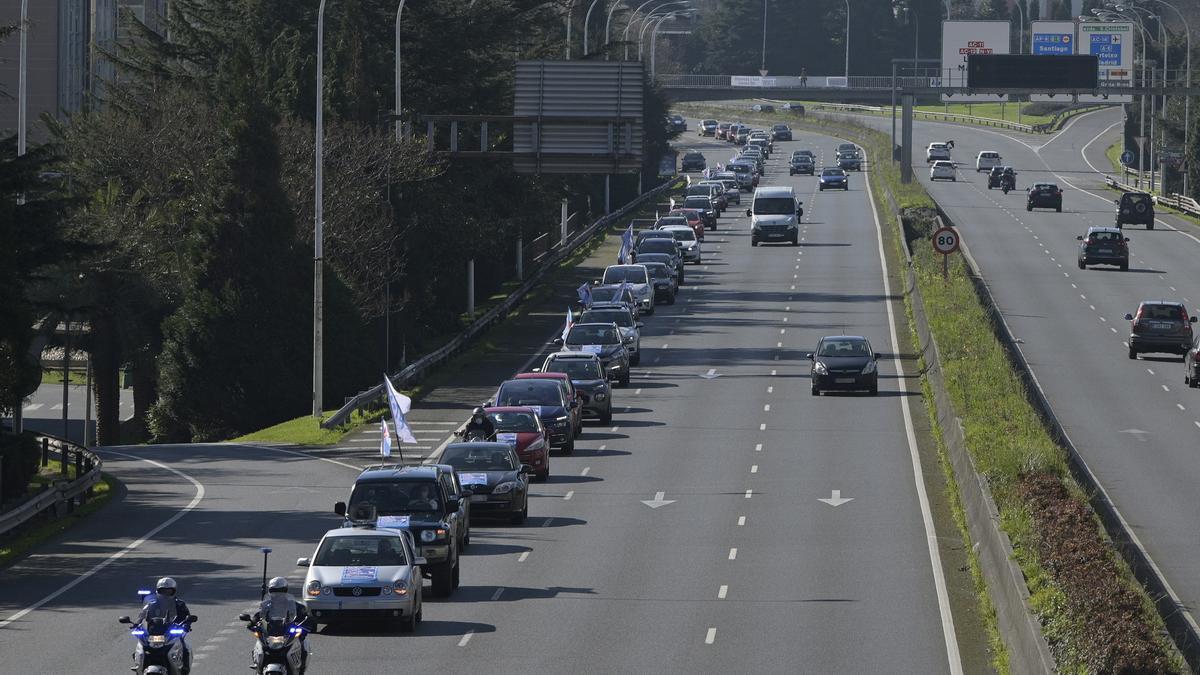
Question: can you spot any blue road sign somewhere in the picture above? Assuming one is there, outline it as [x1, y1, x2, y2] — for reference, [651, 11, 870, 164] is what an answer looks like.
[1120, 150, 1135, 165]
[1090, 34, 1123, 66]
[1033, 33, 1073, 56]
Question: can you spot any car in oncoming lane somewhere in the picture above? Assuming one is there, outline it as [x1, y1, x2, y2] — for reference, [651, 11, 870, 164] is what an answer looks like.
[1076, 227, 1128, 271]
[771, 124, 792, 141]
[1124, 301, 1197, 360]
[484, 406, 550, 480]
[1026, 183, 1063, 212]
[542, 351, 613, 425]
[808, 335, 881, 396]
[298, 525, 425, 631]
[818, 167, 849, 191]
[699, 119, 718, 136]
[930, 160, 956, 181]
[440, 442, 530, 524]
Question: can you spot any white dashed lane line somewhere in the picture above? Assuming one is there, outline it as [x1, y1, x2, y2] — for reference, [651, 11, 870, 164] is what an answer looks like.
[728, 548, 738, 560]
[705, 627, 718, 644]
[718, 585, 728, 599]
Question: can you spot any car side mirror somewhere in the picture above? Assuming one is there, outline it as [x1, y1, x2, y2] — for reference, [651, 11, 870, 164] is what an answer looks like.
[239, 613, 252, 622]
[1191, 317, 1198, 324]
[118, 616, 132, 624]
[745, 209, 752, 217]
[414, 557, 428, 567]
[1076, 236, 1083, 240]
[1124, 313, 1134, 321]
[806, 353, 814, 360]
[519, 464, 532, 473]
[553, 338, 564, 346]
[296, 557, 311, 567]
[334, 501, 346, 517]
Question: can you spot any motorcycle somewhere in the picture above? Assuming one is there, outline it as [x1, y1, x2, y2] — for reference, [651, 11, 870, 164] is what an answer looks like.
[1001, 176, 1015, 194]
[118, 598, 197, 675]
[240, 613, 310, 675]
[455, 428, 495, 442]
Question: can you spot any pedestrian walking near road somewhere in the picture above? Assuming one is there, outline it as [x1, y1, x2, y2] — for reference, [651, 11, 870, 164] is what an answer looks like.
[800, 67, 808, 87]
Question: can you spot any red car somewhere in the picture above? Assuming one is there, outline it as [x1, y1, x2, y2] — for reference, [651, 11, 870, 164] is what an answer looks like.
[512, 372, 582, 438]
[484, 406, 550, 481]
[667, 209, 706, 241]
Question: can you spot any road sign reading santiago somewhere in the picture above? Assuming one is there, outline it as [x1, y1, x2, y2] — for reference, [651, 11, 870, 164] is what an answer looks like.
[1032, 33, 1072, 56]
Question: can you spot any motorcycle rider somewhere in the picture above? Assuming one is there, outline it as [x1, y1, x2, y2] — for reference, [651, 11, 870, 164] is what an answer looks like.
[248, 576, 310, 672]
[1001, 167, 1016, 192]
[137, 577, 193, 674]
[462, 407, 496, 441]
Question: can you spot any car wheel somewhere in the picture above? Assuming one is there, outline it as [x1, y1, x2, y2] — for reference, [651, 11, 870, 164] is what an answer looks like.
[869, 382, 878, 396]
[791, 238, 799, 246]
[620, 371, 630, 387]
[431, 563, 454, 597]
[751, 239, 759, 247]
[1026, 205, 1032, 211]
[1191, 374, 1200, 389]
[667, 293, 676, 305]
[563, 438, 575, 455]
[1128, 346, 1138, 360]
[537, 468, 549, 482]
[574, 422, 582, 438]
[399, 611, 416, 633]
[451, 557, 461, 589]
[510, 500, 527, 525]
[1077, 260, 1085, 269]
[1147, 222, 1154, 230]
[811, 385, 820, 396]
[1120, 262, 1128, 271]
[600, 409, 612, 425]
[415, 593, 423, 623]
[631, 353, 641, 367]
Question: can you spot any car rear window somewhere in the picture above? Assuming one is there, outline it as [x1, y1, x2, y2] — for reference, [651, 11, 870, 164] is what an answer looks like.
[638, 239, 677, 255]
[566, 325, 619, 345]
[1089, 231, 1121, 242]
[602, 266, 648, 284]
[1140, 305, 1185, 320]
[497, 379, 563, 406]
[683, 153, 704, 160]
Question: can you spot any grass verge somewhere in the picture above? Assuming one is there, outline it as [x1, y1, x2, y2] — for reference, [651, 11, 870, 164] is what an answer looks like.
[230, 406, 386, 446]
[716, 103, 1182, 671]
[0, 472, 116, 569]
[40, 369, 89, 386]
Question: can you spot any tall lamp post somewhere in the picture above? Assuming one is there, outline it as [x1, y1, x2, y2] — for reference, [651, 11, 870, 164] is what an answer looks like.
[604, 0, 627, 56]
[760, 0, 767, 74]
[394, 0, 406, 141]
[1093, 10, 1150, 189]
[1144, 0, 1191, 195]
[313, 0, 329, 417]
[1117, 4, 1164, 192]
[1013, 0, 1025, 53]
[842, 0, 850, 80]
[584, 0, 604, 55]
[18, 0, 27, 158]
[649, 10, 693, 75]
[623, 0, 688, 60]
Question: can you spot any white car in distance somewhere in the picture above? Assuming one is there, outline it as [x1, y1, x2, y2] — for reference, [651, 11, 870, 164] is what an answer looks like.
[926, 142, 952, 163]
[930, 161, 957, 182]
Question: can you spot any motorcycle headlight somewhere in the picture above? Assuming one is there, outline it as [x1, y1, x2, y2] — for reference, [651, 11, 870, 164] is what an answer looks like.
[420, 529, 437, 543]
[862, 360, 877, 374]
[493, 481, 517, 495]
[267, 636, 288, 648]
[148, 635, 167, 647]
[813, 361, 828, 375]
[306, 580, 322, 597]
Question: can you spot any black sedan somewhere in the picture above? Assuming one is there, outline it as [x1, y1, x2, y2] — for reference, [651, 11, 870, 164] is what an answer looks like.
[493, 378, 577, 453]
[680, 151, 705, 172]
[440, 443, 530, 524]
[558, 322, 631, 386]
[771, 124, 792, 141]
[808, 336, 881, 396]
[1026, 183, 1062, 212]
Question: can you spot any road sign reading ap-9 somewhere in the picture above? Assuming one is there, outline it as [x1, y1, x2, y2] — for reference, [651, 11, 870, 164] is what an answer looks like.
[933, 227, 960, 255]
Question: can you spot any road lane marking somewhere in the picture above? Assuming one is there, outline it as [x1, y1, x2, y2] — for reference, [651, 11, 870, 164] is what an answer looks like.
[458, 631, 474, 647]
[0, 451, 206, 629]
[1163, 385, 1170, 392]
[728, 548, 738, 560]
[758, 423, 766, 431]
[564, 491, 574, 500]
[744, 489, 753, 499]
[865, 154, 964, 674]
[755, 443, 763, 452]
[634, 388, 642, 395]
[737, 516, 746, 526]
[763, 404, 770, 412]
[767, 386, 774, 393]
[705, 628, 717, 644]
[718, 585, 728, 599]
[518, 551, 530, 562]
[581, 467, 591, 476]
[491, 588, 505, 601]
[1147, 369, 1155, 375]
[751, 465, 759, 473]
[599, 444, 607, 451]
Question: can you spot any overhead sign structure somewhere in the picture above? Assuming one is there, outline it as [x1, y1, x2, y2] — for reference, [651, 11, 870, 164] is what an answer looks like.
[941, 20, 1011, 102]
[1030, 21, 1076, 102]
[1078, 21, 1133, 103]
[968, 55, 1098, 90]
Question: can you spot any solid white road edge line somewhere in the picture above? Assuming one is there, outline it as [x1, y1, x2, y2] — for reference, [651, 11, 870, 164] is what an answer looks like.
[0, 450, 206, 630]
[865, 159, 964, 674]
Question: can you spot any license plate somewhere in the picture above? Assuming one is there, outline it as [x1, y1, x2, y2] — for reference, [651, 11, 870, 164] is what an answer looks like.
[835, 378, 856, 384]
[1097, 249, 1112, 255]
[470, 495, 487, 503]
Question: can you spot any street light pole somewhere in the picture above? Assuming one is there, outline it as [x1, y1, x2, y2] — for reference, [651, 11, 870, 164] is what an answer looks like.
[18, 0, 27, 158]
[760, 0, 767, 74]
[1148, 0, 1190, 195]
[1013, 0, 1024, 53]
[605, 0, 626, 56]
[394, 0, 406, 141]
[313, 0, 328, 418]
[625, 1, 687, 60]
[584, 0, 603, 56]
[842, 0, 850, 80]
[566, 0, 575, 59]
[650, 11, 688, 76]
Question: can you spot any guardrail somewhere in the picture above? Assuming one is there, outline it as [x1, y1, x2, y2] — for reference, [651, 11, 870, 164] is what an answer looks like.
[1101, 176, 1200, 220]
[321, 179, 680, 429]
[0, 434, 103, 537]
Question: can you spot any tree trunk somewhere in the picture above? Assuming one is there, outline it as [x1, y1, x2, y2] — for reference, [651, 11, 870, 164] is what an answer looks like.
[128, 336, 160, 443]
[91, 310, 122, 447]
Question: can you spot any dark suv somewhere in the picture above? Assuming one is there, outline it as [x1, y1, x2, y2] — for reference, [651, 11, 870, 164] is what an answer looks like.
[1124, 301, 1197, 359]
[1026, 183, 1062, 212]
[680, 151, 706, 172]
[1076, 227, 1129, 270]
[336, 464, 468, 596]
[1115, 192, 1155, 229]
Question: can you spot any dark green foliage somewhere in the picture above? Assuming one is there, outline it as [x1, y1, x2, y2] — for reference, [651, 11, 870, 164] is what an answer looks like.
[0, 433, 40, 504]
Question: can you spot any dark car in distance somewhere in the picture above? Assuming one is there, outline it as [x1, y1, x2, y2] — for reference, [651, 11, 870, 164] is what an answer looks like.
[492, 378, 578, 454]
[986, 166, 1016, 189]
[808, 335, 881, 396]
[1077, 227, 1129, 270]
[668, 114, 687, 132]
[1116, 191, 1155, 229]
[541, 351, 612, 425]
[818, 167, 849, 191]
[1124, 301, 1197, 359]
[1026, 183, 1063, 212]
[680, 151, 706, 173]
[789, 153, 815, 176]
[771, 124, 792, 141]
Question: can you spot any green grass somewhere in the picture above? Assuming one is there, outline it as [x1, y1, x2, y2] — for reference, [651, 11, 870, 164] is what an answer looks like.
[0, 472, 115, 569]
[230, 406, 386, 446]
[1106, 139, 1125, 174]
[40, 369, 88, 386]
[914, 102, 1055, 126]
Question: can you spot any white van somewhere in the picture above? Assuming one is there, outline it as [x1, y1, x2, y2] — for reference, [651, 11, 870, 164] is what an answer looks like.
[746, 186, 803, 247]
[976, 151, 1002, 172]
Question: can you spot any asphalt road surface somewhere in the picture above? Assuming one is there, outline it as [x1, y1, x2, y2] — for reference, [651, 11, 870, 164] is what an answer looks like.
[0, 128, 970, 673]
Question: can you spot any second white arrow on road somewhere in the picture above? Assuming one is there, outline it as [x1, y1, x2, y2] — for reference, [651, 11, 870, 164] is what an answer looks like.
[641, 491, 676, 508]
[698, 369, 721, 379]
[818, 490, 854, 507]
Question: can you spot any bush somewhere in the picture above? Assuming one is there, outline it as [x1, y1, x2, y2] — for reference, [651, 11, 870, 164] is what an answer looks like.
[1021, 102, 1071, 117]
[0, 432, 40, 504]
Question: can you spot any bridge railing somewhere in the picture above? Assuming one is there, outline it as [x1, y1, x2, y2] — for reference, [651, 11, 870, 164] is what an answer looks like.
[656, 71, 1192, 91]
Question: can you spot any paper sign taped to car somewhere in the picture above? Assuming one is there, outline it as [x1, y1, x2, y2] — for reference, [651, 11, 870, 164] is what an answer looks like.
[377, 515, 410, 529]
[459, 472, 489, 485]
[496, 433, 518, 445]
[582, 345, 604, 354]
[341, 567, 378, 582]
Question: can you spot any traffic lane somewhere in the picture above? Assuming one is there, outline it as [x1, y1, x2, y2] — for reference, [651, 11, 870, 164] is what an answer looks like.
[0, 443, 357, 675]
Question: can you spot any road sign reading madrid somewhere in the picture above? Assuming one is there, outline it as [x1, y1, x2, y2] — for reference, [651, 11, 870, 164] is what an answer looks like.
[933, 227, 960, 255]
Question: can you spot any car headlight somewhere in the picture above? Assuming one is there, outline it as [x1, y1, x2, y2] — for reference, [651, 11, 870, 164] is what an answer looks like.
[391, 583, 409, 595]
[306, 580, 322, 597]
[593, 392, 608, 401]
[493, 481, 518, 495]
[862, 360, 877, 374]
[555, 415, 570, 424]
[419, 529, 438, 543]
[526, 439, 546, 451]
[813, 361, 828, 375]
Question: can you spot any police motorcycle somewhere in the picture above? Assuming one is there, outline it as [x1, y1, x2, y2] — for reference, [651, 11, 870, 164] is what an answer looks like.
[118, 590, 197, 675]
[240, 548, 311, 675]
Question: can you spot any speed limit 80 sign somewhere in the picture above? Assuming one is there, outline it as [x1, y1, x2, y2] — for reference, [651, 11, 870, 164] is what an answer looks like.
[933, 226, 960, 255]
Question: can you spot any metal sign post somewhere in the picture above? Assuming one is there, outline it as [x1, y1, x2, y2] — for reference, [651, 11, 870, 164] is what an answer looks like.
[932, 226, 961, 280]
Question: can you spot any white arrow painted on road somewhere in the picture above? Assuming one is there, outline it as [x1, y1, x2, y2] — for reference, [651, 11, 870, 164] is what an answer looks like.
[1118, 429, 1150, 442]
[641, 491, 676, 509]
[699, 369, 721, 380]
[818, 490, 854, 507]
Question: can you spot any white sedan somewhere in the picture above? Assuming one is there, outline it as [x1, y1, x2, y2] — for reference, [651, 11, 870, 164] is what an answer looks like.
[930, 161, 957, 182]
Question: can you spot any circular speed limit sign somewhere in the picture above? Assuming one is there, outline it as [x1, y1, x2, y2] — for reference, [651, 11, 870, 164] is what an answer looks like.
[932, 226, 960, 255]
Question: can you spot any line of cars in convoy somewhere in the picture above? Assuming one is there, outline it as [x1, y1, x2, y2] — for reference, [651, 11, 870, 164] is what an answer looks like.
[288, 167, 724, 637]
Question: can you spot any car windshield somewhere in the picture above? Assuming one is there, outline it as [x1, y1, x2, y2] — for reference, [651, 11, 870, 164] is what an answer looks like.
[1088, 231, 1122, 242]
[546, 358, 602, 380]
[729, 164, 751, 174]
[603, 267, 648, 284]
[822, 169, 845, 177]
[645, 263, 672, 279]
[683, 197, 710, 209]
[566, 324, 619, 345]
[934, 161, 953, 168]
[753, 197, 795, 215]
[1033, 184, 1056, 191]
[349, 479, 441, 515]
[1124, 194, 1151, 205]
[314, 535, 407, 567]
[441, 446, 516, 471]
[773, 125, 787, 131]
[655, 217, 688, 228]
[638, 240, 677, 255]
[497, 380, 563, 406]
[490, 411, 539, 432]
[817, 339, 872, 357]
[581, 309, 633, 327]
[666, 228, 696, 243]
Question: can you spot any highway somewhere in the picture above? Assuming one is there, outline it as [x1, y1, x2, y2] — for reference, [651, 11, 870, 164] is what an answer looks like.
[847, 104, 1200, 643]
[0, 128, 976, 672]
